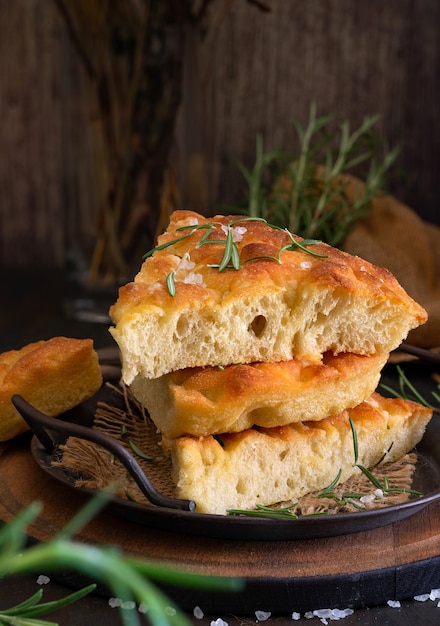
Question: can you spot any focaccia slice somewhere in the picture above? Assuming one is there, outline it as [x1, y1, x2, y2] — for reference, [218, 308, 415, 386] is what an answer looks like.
[0, 337, 102, 441]
[110, 211, 427, 382]
[130, 352, 388, 438]
[169, 393, 432, 515]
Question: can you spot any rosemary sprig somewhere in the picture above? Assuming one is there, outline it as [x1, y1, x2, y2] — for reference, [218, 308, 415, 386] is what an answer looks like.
[381, 365, 439, 410]
[228, 503, 299, 519]
[0, 584, 97, 625]
[144, 216, 325, 295]
[230, 102, 399, 247]
[128, 439, 156, 462]
[0, 491, 241, 626]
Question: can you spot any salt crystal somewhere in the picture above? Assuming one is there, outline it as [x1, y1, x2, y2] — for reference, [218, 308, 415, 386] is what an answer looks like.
[360, 494, 376, 504]
[36, 575, 50, 585]
[387, 600, 401, 608]
[176, 253, 195, 272]
[314, 609, 333, 618]
[291, 612, 301, 620]
[430, 588, 440, 600]
[138, 603, 148, 614]
[183, 272, 204, 285]
[108, 597, 122, 608]
[414, 594, 430, 602]
[193, 606, 204, 619]
[210, 619, 229, 626]
[304, 612, 314, 619]
[300, 261, 312, 269]
[121, 600, 136, 610]
[164, 606, 177, 616]
[255, 610, 271, 621]
[220, 224, 247, 242]
[374, 489, 384, 499]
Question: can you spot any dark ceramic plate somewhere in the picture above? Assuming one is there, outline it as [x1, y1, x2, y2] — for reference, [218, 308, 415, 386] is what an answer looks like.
[27, 389, 440, 542]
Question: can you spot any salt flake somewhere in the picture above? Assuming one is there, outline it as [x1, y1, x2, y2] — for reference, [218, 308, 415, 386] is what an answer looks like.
[210, 619, 229, 626]
[36, 575, 50, 585]
[414, 593, 430, 602]
[121, 600, 136, 610]
[387, 600, 401, 608]
[193, 606, 204, 619]
[255, 610, 271, 621]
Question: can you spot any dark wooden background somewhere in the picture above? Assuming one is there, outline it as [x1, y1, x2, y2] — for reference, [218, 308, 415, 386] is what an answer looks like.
[1, 0, 439, 270]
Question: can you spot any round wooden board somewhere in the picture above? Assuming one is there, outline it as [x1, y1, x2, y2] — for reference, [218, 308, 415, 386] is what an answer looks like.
[1, 436, 440, 614]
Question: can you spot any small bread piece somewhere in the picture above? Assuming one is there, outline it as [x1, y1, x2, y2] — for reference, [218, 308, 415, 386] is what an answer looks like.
[110, 210, 427, 382]
[130, 352, 389, 438]
[169, 393, 432, 515]
[0, 337, 102, 441]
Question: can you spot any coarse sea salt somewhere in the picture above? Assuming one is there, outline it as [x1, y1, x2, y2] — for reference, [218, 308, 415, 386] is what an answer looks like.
[121, 600, 136, 610]
[193, 606, 204, 619]
[414, 588, 440, 602]
[291, 612, 301, 620]
[255, 610, 271, 621]
[36, 575, 50, 585]
[210, 619, 229, 626]
[387, 600, 401, 608]
[220, 224, 247, 242]
[304, 607, 354, 620]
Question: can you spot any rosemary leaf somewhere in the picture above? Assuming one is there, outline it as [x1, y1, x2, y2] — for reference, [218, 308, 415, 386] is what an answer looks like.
[128, 440, 156, 461]
[355, 464, 383, 490]
[318, 468, 342, 495]
[166, 271, 176, 297]
[218, 227, 234, 271]
[349, 418, 359, 464]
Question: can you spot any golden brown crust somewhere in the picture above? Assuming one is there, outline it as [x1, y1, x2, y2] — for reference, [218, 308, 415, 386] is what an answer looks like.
[0, 337, 102, 441]
[131, 352, 389, 438]
[110, 211, 427, 382]
[170, 392, 432, 514]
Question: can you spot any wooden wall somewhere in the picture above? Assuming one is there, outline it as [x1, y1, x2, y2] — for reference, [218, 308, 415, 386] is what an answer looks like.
[1, 0, 439, 270]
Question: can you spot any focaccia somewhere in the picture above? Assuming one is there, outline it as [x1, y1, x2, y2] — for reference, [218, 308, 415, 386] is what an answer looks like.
[110, 211, 427, 382]
[169, 393, 432, 515]
[130, 352, 388, 438]
[0, 337, 102, 441]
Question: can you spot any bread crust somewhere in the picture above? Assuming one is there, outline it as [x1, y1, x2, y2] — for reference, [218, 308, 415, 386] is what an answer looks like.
[110, 211, 427, 382]
[131, 352, 389, 438]
[170, 392, 432, 515]
[0, 337, 102, 441]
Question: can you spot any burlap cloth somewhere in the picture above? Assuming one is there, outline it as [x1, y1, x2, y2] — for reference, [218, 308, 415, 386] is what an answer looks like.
[341, 176, 440, 349]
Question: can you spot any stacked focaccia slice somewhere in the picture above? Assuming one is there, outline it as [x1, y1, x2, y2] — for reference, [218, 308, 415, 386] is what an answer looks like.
[110, 211, 432, 515]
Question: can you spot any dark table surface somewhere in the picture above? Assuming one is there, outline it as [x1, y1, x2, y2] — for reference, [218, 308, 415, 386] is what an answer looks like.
[0, 269, 439, 626]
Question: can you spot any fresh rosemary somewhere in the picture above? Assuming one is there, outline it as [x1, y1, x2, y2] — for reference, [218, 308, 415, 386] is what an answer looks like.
[0, 492, 242, 626]
[143, 217, 326, 296]
[229, 102, 399, 247]
[381, 364, 440, 410]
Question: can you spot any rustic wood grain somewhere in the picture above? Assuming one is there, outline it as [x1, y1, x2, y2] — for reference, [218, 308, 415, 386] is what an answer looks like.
[1, 438, 439, 578]
[0, 0, 439, 269]
[180, 0, 440, 225]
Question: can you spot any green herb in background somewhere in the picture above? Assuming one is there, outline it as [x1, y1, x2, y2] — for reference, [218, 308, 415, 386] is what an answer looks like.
[229, 102, 399, 247]
[381, 364, 440, 410]
[0, 490, 242, 626]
